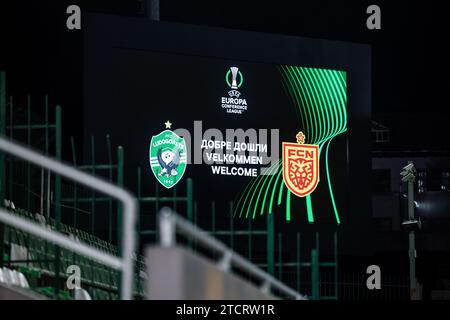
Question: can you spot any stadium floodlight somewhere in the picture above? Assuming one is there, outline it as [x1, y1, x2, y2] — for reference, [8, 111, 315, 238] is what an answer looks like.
[400, 162, 417, 182]
[401, 217, 422, 232]
[402, 163, 415, 172]
[401, 172, 415, 182]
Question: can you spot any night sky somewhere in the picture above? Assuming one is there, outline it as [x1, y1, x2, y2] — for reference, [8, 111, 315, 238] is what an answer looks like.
[1, 1, 449, 155]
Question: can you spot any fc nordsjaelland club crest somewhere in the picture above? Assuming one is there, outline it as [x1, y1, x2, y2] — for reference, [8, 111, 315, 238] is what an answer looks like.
[149, 121, 187, 189]
[282, 132, 319, 197]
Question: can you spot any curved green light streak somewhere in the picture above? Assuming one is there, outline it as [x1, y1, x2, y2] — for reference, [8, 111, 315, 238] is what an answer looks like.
[286, 190, 292, 221]
[284, 66, 313, 141]
[333, 71, 347, 131]
[318, 70, 346, 224]
[274, 67, 322, 220]
[326, 135, 341, 224]
[240, 175, 264, 219]
[325, 70, 346, 134]
[236, 152, 282, 219]
[328, 71, 345, 137]
[260, 160, 282, 216]
[283, 65, 310, 136]
[315, 69, 338, 142]
[306, 194, 314, 223]
[250, 161, 279, 219]
[297, 68, 320, 144]
[311, 69, 334, 144]
[268, 168, 283, 214]
[235, 167, 260, 218]
[246, 166, 274, 219]
[236, 184, 253, 218]
[324, 70, 342, 136]
[338, 74, 348, 131]
[282, 66, 346, 222]
[277, 172, 285, 205]
[277, 67, 311, 219]
[290, 66, 316, 143]
[285, 66, 322, 223]
[279, 69, 306, 132]
[302, 68, 325, 144]
[236, 65, 347, 224]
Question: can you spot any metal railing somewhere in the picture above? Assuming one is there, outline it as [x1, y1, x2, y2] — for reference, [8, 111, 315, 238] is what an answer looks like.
[158, 207, 306, 300]
[0, 137, 137, 300]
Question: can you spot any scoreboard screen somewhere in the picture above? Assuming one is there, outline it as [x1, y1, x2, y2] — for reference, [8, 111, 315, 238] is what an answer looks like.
[107, 48, 348, 225]
[84, 14, 371, 254]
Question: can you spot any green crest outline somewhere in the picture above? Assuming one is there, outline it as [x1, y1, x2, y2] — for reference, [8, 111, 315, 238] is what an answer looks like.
[149, 129, 187, 189]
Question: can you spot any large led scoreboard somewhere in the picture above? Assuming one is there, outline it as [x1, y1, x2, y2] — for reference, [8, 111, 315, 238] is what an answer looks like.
[84, 15, 372, 255]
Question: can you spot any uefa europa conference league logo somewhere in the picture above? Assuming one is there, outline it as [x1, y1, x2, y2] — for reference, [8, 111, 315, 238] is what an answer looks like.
[149, 121, 187, 189]
[221, 66, 248, 115]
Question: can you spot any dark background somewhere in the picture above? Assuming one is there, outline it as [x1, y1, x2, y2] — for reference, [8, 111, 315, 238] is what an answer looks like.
[82, 12, 370, 258]
[104, 43, 349, 225]
[1, 0, 449, 154]
[1, 0, 450, 299]
[1, 0, 447, 237]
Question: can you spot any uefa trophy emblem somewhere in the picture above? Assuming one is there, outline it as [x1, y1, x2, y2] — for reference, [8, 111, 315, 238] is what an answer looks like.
[222, 65, 247, 114]
[230, 66, 239, 89]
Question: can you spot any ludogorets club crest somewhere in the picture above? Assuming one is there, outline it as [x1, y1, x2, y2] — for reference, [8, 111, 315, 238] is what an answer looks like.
[282, 132, 319, 197]
[149, 121, 187, 189]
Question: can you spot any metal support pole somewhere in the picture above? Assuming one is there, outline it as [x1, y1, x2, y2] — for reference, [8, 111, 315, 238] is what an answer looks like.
[186, 178, 193, 223]
[54, 105, 62, 297]
[8, 97, 13, 202]
[267, 210, 274, 275]
[334, 231, 338, 299]
[400, 161, 419, 300]
[0, 72, 5, 268]
[278, 233, 282, 280]
[407, 161, 417, 300]
[26, 96, 31, 211]
[117, 146, 124, 251]
[172, 185, 177, 212]
[154, 179, 159, 214]
[248, 216, 252, 260]
[136, 167, 141, 250]
[159, 208, 175, 247]
[116, 146, 124, 296]
[45, 97, 50, 220]
[229, 201, 234, 250]
[40, 168, 44, 215]
[46, 170, 51, 219]
[296, 232, 301, 292]
[311, 249, 319, 300]
[211, 201, 216, 235]
[186, 178, 193, 248]
[147, 0, 160, 21]
[90, 136, 96, 234]
[107, 135, 113, 242]
[45, 95, 49, 155]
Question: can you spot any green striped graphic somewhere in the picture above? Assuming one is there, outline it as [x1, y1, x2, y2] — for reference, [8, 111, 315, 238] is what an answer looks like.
[234, 65, 347, 224]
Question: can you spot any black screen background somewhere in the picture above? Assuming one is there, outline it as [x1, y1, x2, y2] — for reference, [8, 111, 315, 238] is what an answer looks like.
[102, 49, 349, 236]
[83, 14, 371, 256]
